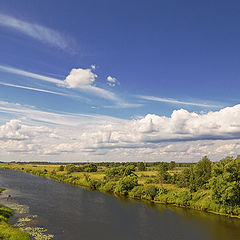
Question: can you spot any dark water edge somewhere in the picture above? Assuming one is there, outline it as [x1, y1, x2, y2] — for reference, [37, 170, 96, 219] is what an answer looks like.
[0, 169, 240, 240]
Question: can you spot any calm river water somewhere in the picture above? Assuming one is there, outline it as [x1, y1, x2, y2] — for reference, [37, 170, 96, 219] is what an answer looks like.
[0, 169, 240, 240]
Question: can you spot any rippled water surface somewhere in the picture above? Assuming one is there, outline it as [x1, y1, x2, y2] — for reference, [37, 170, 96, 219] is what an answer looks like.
[0, 169, 240, 240]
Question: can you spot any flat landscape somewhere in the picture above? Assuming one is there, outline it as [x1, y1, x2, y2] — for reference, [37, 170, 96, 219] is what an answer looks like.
[1, 155, 240, 219]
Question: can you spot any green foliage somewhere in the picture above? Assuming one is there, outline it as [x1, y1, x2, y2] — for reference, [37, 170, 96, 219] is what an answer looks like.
[105, 166, 126, 180]
[143, 185, 158, 200]
[194, 156, 212, 189]
[177, 156, 212, 190]
[123, 165, 136, 176]
[58, 165, 64, 171]
[210, 157, 240, 208]
[129, 185, 157, 200]
[137, 162, 146, 171]
[115, 175, 138, 196]
[145, 177, 158, 184]
[157, 163, 171, 184]
[102, 182, 116, 193]
[89, 179, 102, 190]
[84, 163, 98, 172]
[65, 164, 77, 174]
[169, 161, 176, 170]
[177, 167, 192, 187]
[129, 186, 144, 199]
[0, 206, 12, 219]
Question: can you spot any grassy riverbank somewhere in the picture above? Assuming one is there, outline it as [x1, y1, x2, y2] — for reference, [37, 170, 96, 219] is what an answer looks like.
[0, 189, 30, 240]
[1, 155, 240, 219]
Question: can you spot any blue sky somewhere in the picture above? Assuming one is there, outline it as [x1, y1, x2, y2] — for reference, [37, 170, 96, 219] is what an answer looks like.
[0, 0, 240, 162]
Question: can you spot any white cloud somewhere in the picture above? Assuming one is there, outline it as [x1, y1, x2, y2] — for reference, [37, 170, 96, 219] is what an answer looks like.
[107, 76, 120, 87]
[0, 13, 70, 50]
[62, 68, 120, 101]
[91, 65, 96, 70]
[138, 95, 220, 108]
[0, 102, 239, 162]
[0, 101, 124, 127]
[62, 68, 97, 88]
[0, 119, 28, 140]
[107, 76, 117, 83]
[0, 65, 62, 85]
[0, 119, 52, 141]
[0, 82, 70, 97]
[0, 65, 121, 102]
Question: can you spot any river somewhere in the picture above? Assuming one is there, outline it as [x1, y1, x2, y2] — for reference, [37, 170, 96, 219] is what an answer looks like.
[0, 169, 240, 240]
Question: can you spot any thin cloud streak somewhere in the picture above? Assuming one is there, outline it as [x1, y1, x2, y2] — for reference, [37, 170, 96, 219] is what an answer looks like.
[0, 101, 126, 127]
[0, 13, 69, 50]
[0, 65, 138, 107]
[0, 65, 62, 84]
[138, 95, 220, 108]
[0, 82, 69, 96]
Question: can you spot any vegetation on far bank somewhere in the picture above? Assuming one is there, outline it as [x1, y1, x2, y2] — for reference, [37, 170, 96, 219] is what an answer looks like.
[0, 189, 30, 240]
[1, 155, 240, 218]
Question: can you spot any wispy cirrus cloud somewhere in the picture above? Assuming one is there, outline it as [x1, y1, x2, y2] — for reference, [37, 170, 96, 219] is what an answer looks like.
[0, 65, 117, 100]
[0, 82, 69, 97]
[138, 95, 220, 108]
[0, 65, 139, 108]
[0, 65, 62, 84]
[0, 13, 70, 50]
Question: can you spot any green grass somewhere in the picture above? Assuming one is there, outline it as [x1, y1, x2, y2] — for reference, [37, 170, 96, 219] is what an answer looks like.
[0, 206, 30, 240]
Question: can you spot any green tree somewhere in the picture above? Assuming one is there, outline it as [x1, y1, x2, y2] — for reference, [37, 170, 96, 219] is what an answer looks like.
[210, 157, 240, 207]
[169, 161, 176, 170]
[86, 163, 98, 172]
[137, 162, 146, 171]
[143, 185, 157, 200]
[177, 167, 192, 188]
[115, 175, 138, 195]
[65, 164, 76, 174]
[194, 156, 212, 189]
[58, 165, 64, 171]
[157, 163, 170, 184]
[123, 165, 136, 176]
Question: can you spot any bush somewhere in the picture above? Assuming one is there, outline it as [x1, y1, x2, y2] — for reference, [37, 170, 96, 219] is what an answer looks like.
[115, 175, 138, 196]
[129, 186, 144, 199]
[143, 185, 157, 200]
[102, 182, 116, 193]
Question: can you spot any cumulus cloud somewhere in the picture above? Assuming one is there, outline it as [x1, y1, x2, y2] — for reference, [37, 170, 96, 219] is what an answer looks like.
[0, 13, 70, 50]
[60, 68, 120, 101]
[130, 105, 240, 142]
[62, 68, 97, 88]
[0, 65, 121, 102]
[107, 76, 117, 83]
[0, 120, 28, 141]
[107, 76, 119, 87]
[0, 119, 52, 142]
[0, 103, 240, 162]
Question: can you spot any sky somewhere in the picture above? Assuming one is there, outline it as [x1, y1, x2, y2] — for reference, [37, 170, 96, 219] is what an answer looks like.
[0, 0, 240, 162]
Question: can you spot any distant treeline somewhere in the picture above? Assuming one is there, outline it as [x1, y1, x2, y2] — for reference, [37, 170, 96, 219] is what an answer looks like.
[2, 161, 194, 167]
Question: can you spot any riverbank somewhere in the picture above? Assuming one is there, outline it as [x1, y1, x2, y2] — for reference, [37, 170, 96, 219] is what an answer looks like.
[0, 188, 30, 240]
[1, 159, 240, 220]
